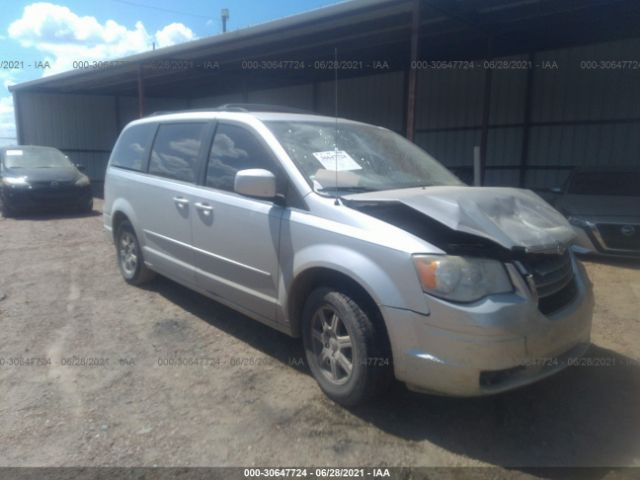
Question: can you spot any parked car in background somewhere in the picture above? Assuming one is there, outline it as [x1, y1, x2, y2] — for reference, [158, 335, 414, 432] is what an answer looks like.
[0, 145, 93, 217]
[104, 107, 593, 406]
[552, 168, 640, 258]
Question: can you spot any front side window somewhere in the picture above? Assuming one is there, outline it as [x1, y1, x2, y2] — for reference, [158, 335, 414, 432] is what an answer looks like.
[265, 120, 462, 194]
[148, 123, 207, 183]
[110, 123, 156, 171]
[205, 123, 278, 192]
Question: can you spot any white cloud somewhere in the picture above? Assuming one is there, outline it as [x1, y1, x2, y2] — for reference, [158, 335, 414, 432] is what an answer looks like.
[1, 71, 17, 91]
[8, 2, 197, 75]
[3, 3, 198, 142]
[154, 23, 195, 48]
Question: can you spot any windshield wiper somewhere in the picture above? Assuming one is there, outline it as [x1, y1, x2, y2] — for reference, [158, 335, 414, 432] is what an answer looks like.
[317, 186, 377, 193]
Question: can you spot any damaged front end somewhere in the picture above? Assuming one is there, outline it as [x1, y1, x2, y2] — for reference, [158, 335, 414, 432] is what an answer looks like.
[343, 186, 580, 315]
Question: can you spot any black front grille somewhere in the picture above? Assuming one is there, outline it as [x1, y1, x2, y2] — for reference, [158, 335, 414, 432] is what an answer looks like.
[521, 251, 577, 315]
[30, 180, 75, 189]
[597, 223, 640, 251]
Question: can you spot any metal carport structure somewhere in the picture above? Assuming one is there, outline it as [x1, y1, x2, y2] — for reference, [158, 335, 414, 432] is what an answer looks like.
[9, 0, 640, 193]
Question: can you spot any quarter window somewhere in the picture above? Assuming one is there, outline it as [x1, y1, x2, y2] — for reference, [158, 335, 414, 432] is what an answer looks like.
[110, 123, 156, 171]
[205, 124, 278, 192]
[148, 123, 207, 183]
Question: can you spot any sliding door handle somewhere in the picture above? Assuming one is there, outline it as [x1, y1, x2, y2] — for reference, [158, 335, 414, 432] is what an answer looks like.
[194, 202, 214, 215]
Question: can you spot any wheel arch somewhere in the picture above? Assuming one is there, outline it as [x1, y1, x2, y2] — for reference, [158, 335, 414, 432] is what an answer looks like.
[109, 199, 140, 241]
[287, 266, 389, 347]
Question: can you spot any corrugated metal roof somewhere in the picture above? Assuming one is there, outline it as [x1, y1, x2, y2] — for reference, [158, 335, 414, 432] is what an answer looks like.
[9, 0, 640, 97]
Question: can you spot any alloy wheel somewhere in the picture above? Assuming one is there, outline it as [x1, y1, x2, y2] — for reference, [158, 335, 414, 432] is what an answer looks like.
[310, 305, 354, 385]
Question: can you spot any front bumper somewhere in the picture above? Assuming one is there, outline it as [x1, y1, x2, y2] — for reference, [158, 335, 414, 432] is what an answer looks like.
[382, 256, 594, 396]
[2, 184, 92, 211]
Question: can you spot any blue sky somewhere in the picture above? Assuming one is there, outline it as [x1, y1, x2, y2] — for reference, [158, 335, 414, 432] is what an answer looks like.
[0, 0, 342, 144]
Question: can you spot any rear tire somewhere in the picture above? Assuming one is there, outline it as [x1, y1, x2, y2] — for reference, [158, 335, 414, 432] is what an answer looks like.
[115, 220, 155, 285]
[302, 287, 392, 406]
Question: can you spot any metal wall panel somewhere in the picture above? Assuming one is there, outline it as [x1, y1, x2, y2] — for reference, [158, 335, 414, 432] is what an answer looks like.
[190, 93, 244, 108]
[415, 129, 481, 167]
[61, 150, 110, 181]
[484, 169, 520, 187]
[486, 127, 523, 166]
[316, 71, 405, 132]
[248, 84, 314, 111]
[533, 39, 640, 123]
[117, 96, 188, 130]
[412, 42, 640, 188]
[488, 55, 528, 125]
[416, 67, 485, 129]
[19, 92, 117, 150]
[525, 38, 640, 187]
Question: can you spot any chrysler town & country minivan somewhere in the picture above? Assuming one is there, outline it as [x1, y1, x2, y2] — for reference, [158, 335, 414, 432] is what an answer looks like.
[103, 106, 593, 405]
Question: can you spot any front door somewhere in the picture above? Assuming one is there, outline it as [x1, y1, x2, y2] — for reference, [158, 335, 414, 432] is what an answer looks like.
[190, 122, 284, 322]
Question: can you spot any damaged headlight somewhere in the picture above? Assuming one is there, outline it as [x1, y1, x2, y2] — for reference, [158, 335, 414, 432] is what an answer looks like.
[413, 255, 512, 302]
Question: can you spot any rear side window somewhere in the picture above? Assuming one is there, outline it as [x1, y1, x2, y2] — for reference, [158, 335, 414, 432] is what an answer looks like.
[148, 123, 207, 183]
[205, 123, 278, 192]
[110, 123, 156, 171]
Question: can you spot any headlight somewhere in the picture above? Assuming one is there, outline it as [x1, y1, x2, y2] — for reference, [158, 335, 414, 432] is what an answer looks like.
[413, 255, 512, 302]
[75, 174, 90, 187]
[2, 176, 29, 186]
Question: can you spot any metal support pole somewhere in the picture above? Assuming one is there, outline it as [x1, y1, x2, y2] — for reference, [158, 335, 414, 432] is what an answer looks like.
[478, 37, 493, 186]
[405, 0, 420, 141]
[519, 52, 535, 188]
[137, 63, 145, 118]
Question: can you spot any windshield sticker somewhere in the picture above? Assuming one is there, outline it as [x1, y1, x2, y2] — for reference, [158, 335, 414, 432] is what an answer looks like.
[312, 150, 362, 171]
[6, 149, 23, 156]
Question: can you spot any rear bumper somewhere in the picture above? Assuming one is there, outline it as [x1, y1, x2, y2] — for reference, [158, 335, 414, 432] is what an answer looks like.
[382, 257, 594, 396]
[1, 185, 92, 210]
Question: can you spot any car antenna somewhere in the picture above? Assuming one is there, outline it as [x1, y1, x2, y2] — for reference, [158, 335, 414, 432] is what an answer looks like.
[333, 46, 340, 206]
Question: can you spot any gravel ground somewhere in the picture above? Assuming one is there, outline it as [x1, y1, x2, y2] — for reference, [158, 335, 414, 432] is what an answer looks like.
[0, 199, 638, 472]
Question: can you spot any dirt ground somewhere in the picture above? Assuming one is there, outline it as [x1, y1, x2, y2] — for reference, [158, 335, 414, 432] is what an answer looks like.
[0, 198, 639, 472]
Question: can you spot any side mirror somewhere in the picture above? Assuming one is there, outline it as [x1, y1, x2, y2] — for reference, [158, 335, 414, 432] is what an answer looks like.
[234, 169, 276, 199]
[76, 163, 86, 172]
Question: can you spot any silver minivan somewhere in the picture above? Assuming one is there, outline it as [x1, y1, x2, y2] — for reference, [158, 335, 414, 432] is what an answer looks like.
[103, 106, 593, 406]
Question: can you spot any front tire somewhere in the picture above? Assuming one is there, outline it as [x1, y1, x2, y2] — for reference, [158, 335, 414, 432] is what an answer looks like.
[79, 198, 93, 214]
[302, 287, 392, 406]
[115, 220, 155, 285]
[0, 197, 15, 218]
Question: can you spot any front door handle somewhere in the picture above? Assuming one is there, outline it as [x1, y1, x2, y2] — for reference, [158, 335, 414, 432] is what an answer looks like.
[194, 202, 214, 215]
[173, 196, 190, 208]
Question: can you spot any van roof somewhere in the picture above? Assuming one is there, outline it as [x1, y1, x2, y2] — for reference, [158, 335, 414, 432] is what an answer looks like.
[130, 108, 371, 127]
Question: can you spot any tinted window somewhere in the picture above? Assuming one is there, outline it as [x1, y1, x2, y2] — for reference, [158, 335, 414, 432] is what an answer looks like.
[148, 123, 207, 183]
[110, 123, 156, 171]
[206, 124, 277, 192]
[568, 171, 640, 196]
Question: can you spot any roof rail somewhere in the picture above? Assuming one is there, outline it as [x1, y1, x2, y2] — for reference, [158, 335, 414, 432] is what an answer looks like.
[148, 103, 310, 116]
[215, 103, 310, 113]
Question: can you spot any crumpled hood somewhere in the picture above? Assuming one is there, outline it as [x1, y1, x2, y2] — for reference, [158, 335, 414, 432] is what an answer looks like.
[343, 186, 576, 251]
